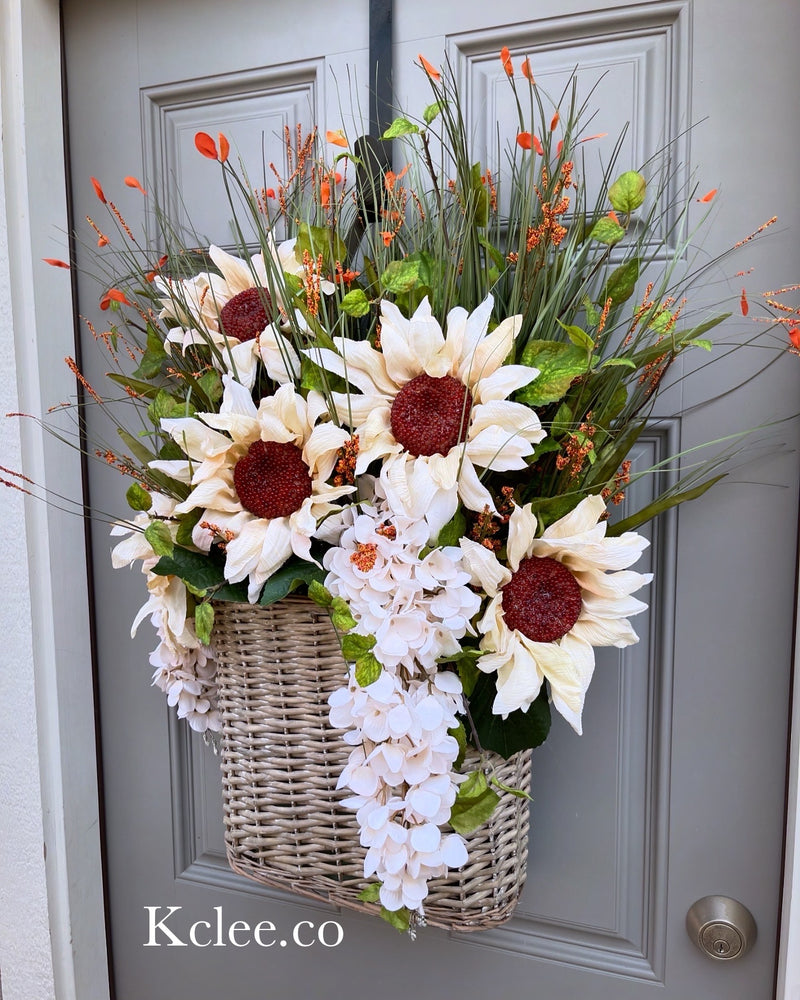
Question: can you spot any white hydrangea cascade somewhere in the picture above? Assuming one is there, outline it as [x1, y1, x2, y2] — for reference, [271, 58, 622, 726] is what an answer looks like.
[325, 497, 478, 913]
[110, 496, 221, 733]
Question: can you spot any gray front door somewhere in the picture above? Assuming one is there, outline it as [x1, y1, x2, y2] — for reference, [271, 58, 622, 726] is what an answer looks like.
[62, 1, 799, 997]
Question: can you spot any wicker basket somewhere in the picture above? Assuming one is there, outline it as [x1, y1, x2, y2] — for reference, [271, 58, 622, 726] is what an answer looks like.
[213, 596, 531, 932]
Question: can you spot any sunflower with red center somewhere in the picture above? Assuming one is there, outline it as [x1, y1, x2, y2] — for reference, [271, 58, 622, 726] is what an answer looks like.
[460, 495, 652, 732]
[307, 295, 547, 540]
[156, 242, 320, 390]
[159, 377, 353, 602]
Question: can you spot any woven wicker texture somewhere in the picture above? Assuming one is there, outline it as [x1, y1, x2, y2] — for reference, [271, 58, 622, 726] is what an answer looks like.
[214, 596, 531, 931]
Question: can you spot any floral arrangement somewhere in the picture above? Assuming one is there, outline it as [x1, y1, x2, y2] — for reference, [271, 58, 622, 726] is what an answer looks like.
[28, 48, 796, 929]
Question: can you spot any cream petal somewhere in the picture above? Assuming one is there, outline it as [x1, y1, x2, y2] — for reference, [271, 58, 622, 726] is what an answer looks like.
[507, 503, 538, 572]
[331, 390, 385, 428]
[424, 449, 462, 491]
[176, 476, 239, 514]
[522, 636, 585, 722]
[461, 311, 521, 386]
[147, 459, 193, 482]
[405, 298, 447, 373]
[454, 296, 493, 377]
[575, 568, 653, 600]
[424, 486, 460, 542]
[465, 423, 536, 472]
[331, 339, 396, 396]
[493, 640, 544, 716]
[582, 590, 649, 619]
[161, 417, 232, 461]
[540, 494, 607, 539]
[303, 422, 350, 481]
[459, 538, 510, 596]
[258, 328, 301, 384]
[473, 364, 540, 403]
[378, 299, 424, 385]
[551, 634, 595, 734]
[456, 456, 495, 513]
[208, 245, 255, 295]
[571, 614, 640, 648]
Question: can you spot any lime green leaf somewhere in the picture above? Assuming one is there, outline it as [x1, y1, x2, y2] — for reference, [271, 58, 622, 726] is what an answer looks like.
[601, 357, 637, 369]
[341, 288, 371, 317]
[382, 117, 420, 139]
[126, 482, 152, 512]
[423, 101, 445, 125]
[194, 602, 214, 645]
[589, 216, 626, 245]
[490, 777, 533, 801]
[144, 521, 174, 558]
[133, 324, 167, 379]
[296, 222, 346, 272]
[436, 508, 467, 547]
[448, 769, 500, 835]
[477, 232, 506, 271]
[308, 580, 333, 607]
[517, 339, 591, 406]
[357, 883, 382, 903]
[448, 720, 467, 770]
[355, 652, 382, 687]
[558, 321, 596, 353]
[380, 906, 410, 933]
[341, 633, 377, 661]
[468, 676, 552, 757]
[603, 256, 641, 307]
[608, 170, 646, 213]
[300, 355, 326, 393]
[330, 596, 357, 632]
[606, 474, 727, 536]
[583, 295, 601, 326]
[258, 559, 326, 606]
[691, 338, 713, 351]
[380, 258, 422, 294]
[148, 389, 194, 426]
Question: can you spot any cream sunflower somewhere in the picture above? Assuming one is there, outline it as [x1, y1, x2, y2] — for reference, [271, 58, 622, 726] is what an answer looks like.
[307, 295, 546, 539]
[159, 376, 353, 602]
[461, 494, 652, 733]
[157, 241, 316, 389]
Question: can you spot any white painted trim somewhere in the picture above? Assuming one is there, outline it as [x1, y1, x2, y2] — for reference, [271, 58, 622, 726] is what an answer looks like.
[0, 0, 797, 998]
[0, 1, 110, 999]
[777, 616, 800, 998]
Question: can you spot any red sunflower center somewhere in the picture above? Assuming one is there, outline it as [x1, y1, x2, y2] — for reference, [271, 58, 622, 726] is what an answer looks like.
[501, 556, 583, 643]
[219, 287, 273, 342]
[390, 373, 473, 457]
[233, 440, 312, 520]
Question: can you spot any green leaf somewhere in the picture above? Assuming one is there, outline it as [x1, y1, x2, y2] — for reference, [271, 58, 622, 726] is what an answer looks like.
[133, 324, 167, 380]
[144, 521, 174, 558]
[516, 339, 591, 406]
[106, 372, 160, 401]
[117, 426, 156, 466]
[606, 474, 727, 536]
[381, 117, 420, 139]
[603, 256, 641, 307]
[469, 676, 552, 757]
[341, 633, 377, 661]
[300, 355, 326, 394]
[126, 482, 152, 512]
[357, 883, 382, 903]
[175, 507, 203, 548]
[423, 101, 445, 125]
[692, 338, 713, 351]
[380, 258, 422, 294]
[380, 906, 410, 933]
[589, 216, 626, 245]
[308, 580, 333, 607]
[608, 171, 646, 213]
[152, 546, 248, 601]
[582, 295, 601, 326]
[436, 508, 467, 547]
[148, 389, 194, 426]
[194, 602, 214, 645]
[340, 288, 371, 317]
[448, 769, 500, 835]
[490, 777, 533, 801]
[197, 369, 223, 404]
[258, 559, 327, 606]
[470, 162, 489, 228]
[558, 321, 596, 353]
[477, 232, 506, 271]
[448, 720, 467, 770]
[330, 596, 357, 632]
[355, 652, 382, 687]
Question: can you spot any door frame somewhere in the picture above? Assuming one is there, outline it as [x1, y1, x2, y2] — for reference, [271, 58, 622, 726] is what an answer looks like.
[0, 0, 797, 997]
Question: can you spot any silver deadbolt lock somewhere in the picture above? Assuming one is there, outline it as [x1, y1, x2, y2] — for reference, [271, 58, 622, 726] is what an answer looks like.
[686, 895, 757, 961]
